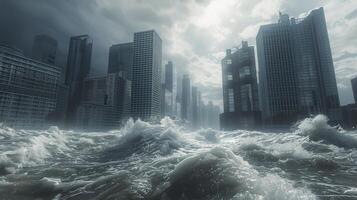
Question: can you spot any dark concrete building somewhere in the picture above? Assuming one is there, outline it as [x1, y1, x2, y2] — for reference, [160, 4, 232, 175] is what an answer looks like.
[0, 44, 61, 128]
[181, 74, 191, 121]
[32, 35, 57, 65]
[75, 73, 131, 130]
[109, 72, 132, 122]
[352, 77, 357, 103]
[49, 84, 69, 126]
[108, 42, 133, 80]
[257, 8, 340, 124]
[340, 77, 357, 129]
[220, 41, 261, 130]
[131, 30, 162, 121]
[340, 104, 357, 129]
[65, 35, 92, 125]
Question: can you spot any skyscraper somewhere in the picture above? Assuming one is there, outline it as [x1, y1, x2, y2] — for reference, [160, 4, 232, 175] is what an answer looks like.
[108, 72, 131, 122]
[220, 41, 261, 130]
[176, 73, 183, 119]
[181, 74, 191, 121]
[32, 34, 58, 65]
[131, 30, 162, 120]
[257, 8, 340, 124]
[352, 77, 357, 104]
[75, 73, 130, 130]
[65, 35, 92, 125]
[165, 61, 174, 92]
[192, 86, 199, 128]
[0, 44, 61, 128]
[198, 91, 204, 127]
[108, 42, 133, 80]
[163, 61, 176, 118]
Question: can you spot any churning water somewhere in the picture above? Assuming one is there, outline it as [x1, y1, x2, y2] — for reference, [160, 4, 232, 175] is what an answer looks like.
[1, 115, 357, 200]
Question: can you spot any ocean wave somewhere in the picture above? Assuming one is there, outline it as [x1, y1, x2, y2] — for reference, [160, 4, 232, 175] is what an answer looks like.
[149, 147, 316, 200]
[0, 126, 71, 170]
[0, 117, 356, 199]
[36, 147, 317, 200]
[195, 128, 220, 143]
[101, 119, 185, 161]
[296, 115, 357, 149]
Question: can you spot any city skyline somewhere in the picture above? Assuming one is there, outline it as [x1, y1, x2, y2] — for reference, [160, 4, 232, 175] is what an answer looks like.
[1, 0, 357, 107]
[1, 3, 357, 199]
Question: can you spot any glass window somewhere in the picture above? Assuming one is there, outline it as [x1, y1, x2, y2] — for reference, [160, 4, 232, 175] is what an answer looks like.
[227, 72, 233, 81]
[228, 89, 235, 112]
[239, 66, 251, 78]
[240, 84, 253, 112]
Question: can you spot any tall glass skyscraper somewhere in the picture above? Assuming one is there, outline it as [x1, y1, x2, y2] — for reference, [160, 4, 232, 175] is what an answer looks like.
[131, 30, 162, 120]
[65, 35, 92, 125]
[257, 7, 340, 124]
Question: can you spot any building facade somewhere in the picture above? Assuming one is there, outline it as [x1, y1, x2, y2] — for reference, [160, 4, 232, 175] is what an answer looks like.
[32, 34, 58, 65]
[352, 77, 357, 104]
[76, 72, 130, 130]
[131, 30, 162, 120]
[163, 61, 176, 118]
[257, 8, 340, 124]
[0, 45, 61, 128]
[192, 86, 200, 128]
[65, 35, 92, 125]
[108, 42, 133, 80]
[76, 103, 119, 131]
[181, 74, 191, 121]
[108, 72, 131, 121]
[176, 73, 183, 119]
[221, 41, 261, 130]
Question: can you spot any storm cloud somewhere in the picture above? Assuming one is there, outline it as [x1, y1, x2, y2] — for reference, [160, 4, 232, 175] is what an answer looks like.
[1, 0, 357, 106]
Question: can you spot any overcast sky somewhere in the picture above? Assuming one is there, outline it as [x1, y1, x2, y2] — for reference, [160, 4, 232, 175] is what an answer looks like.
[1, 0, 357, 106]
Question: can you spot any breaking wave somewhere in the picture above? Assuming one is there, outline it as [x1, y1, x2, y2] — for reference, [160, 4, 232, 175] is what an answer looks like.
[296, 114, 357, 149]
[0, 115, 357, 199]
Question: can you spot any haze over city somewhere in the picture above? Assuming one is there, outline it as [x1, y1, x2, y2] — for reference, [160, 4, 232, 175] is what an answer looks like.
[1, 0, 357, 106]
[2, 1, 357, 199]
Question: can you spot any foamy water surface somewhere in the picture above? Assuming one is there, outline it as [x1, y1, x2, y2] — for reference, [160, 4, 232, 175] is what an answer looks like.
[1, 115, 357, 200]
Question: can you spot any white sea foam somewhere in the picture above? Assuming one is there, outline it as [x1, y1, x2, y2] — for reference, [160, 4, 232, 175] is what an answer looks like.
[297, 115, 357, 149]
[152, 147, 317, 200]
[0, 126, 71, 168]
[0, 116, 356, 199]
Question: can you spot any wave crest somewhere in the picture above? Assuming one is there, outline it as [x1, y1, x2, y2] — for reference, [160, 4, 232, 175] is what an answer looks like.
[296, 115, 357, 149]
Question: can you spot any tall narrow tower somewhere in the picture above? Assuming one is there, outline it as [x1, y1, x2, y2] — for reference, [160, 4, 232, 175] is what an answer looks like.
[65, 35, 92, 124]
[181, 74, 191, 121]
[131, 30, 162, 120]
[220, 41, 261, 130]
